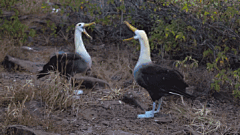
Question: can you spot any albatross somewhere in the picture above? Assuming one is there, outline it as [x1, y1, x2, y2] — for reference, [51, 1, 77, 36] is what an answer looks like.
[123, 21, 194, 118]
[37, 22, 95, 79]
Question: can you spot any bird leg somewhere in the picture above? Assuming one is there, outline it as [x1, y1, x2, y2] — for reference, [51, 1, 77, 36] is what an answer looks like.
[154, 98, 162, 113]
[137, 102, 156, 118]
[144, 98, 162, 114]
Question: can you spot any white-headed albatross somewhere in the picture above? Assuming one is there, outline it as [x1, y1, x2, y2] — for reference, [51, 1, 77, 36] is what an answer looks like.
[37, 22, 95, 79]
[123, 21, 194, 118]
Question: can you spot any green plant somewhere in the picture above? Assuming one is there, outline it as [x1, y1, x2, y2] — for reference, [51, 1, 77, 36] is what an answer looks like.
[150, 0, 240, 98]
[175, 56, 199, 69]
[149, 18, 187, 57]
[0, 0, 19, 10]
[0, 0, 36, 45]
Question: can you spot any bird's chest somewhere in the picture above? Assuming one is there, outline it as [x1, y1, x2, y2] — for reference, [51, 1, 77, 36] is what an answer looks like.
[133, 67, 140, 81]
[134, 66, 159, 90]
[134, 68, 148, 86]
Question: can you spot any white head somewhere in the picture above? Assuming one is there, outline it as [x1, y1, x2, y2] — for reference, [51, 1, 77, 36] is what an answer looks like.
[75, 22, 95, 40]
[124, 21, 150, 53]
[123, 21, 148, 44]
[133, 30, 149, 48]
[123, 21, 152, 71]
[75, 23, 85, 32]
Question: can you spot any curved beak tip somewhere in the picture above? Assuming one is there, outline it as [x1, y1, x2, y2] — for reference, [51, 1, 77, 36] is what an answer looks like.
[124, 21, 137, 32]
[84, 22, 96, 27]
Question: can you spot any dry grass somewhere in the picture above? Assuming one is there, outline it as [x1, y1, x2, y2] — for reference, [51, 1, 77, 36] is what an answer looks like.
[1, 0, 240, 134]
[0, 72, 81, 132]
[91, 48, 134, 88]
[161, 95, 240, 134]
[169, 99, 221, 134]
[0, 38, 15, 62]
[1, 43, 240, 134]
[0, 78, 38, 131]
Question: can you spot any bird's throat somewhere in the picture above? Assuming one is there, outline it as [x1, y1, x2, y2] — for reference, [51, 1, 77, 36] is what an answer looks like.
[134, 36, 152, 70]
[75, 30, 85, 54]
[74, 29, 92, 68]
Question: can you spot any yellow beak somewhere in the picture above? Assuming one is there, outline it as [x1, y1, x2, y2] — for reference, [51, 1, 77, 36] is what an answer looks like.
[124, 21, 137, 32]
[123, 37, 134, 41]
[83, 31, 92, 40]
[84, 22, 96, 27]
[83, 22, 96, 40]
[123, 21, 138, 41]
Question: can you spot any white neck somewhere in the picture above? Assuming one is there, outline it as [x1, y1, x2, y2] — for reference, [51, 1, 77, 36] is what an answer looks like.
[74, 28, 92, 68]
[134, 31, 152, 70]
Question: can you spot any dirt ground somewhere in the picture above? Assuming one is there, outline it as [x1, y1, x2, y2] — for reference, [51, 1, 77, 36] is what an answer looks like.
[1, 5, 240, 134]
[1, 43, 240, 135]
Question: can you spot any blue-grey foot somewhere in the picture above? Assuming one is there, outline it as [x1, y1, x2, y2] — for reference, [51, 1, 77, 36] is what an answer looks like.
[137, 102, 156, 118]
[145, 110, 159, 114]
[137, 110, 154, 118]
[74, 90, 83, 95]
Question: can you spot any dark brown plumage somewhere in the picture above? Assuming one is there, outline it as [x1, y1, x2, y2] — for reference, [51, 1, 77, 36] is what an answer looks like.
[134, 64, 193, 102]
[37, 52, 89, 79]
[124, 21, 194, 118]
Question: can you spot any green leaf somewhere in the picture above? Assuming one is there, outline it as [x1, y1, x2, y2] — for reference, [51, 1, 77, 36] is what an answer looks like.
[187, 26, 196, 32]
[165, 33, 168, 38]
[204, 11, 209, 15]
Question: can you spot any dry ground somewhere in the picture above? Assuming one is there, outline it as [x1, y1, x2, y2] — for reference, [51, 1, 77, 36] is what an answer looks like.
[1, 43, 240, 135]
[1, 2, 240, 134]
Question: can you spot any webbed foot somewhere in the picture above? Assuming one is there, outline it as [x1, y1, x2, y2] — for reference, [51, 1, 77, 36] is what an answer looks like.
[137, 110, 154, 118]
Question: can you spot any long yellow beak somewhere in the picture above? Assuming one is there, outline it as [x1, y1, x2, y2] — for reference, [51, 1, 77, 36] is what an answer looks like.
[124, 21, 137, 32]
[83, 22, 96, 40]
[84, 22, 96, 27]
[123, 21, 138, 41]
[83, 31, 92, 40]
[123, 37, 134, 41]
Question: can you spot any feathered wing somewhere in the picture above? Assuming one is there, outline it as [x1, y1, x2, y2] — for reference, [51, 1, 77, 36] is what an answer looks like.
[53, 53, 83, 61]
[37, 53, 83, 79]
[136, 64, 193, 101]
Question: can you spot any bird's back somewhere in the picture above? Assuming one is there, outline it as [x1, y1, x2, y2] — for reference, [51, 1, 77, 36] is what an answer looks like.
[37, 52, 87, 79]
[134, 63, 192, 101]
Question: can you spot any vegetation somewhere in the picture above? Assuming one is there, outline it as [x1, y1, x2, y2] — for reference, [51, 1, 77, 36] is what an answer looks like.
[0, 0, 240, 134]
[147, 0, 240, 97]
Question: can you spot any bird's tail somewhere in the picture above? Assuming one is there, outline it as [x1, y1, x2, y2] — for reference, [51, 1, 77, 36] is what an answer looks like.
[181, 92, 195, 100]
[170, 87, 195, 100]
[37, 70, 49, 79]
